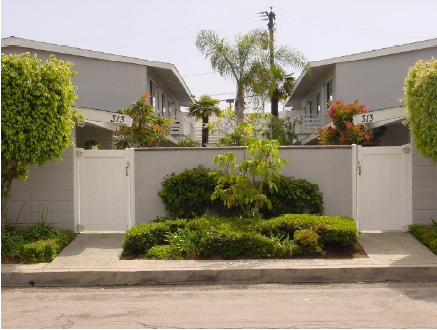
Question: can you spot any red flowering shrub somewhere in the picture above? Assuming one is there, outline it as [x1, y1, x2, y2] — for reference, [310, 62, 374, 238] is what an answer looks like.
[317, 100, 376, 145]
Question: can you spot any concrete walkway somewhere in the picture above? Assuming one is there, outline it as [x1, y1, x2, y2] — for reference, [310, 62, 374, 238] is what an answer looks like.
[2, 232, 437, 286]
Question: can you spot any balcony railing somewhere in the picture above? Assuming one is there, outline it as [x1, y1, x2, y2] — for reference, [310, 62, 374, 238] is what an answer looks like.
[294, 114, 324, 135]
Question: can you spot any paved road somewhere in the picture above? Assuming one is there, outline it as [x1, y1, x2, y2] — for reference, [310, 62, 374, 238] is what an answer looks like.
[2, 282, 437, 329]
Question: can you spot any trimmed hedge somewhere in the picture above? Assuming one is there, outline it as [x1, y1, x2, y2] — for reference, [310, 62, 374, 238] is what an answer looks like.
[158, 166, 224, 219]
[21, 239, 62, 263]
[409, 224, 437, 255]
[122, 219, 187, 255]
[122, 214, 358, 259]
[197, 229, 286, 259]
[146, 245, 173, 260]
[256, 214, 358, 246]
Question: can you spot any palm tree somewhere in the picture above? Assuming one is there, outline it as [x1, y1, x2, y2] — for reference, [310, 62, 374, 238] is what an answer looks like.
[196, 29, 263, 123]
[252, 41, 307, 117]
[187, 95, 221, 147]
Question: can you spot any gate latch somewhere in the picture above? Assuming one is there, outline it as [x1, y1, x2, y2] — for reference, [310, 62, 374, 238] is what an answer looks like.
[126, 161, 130, 176]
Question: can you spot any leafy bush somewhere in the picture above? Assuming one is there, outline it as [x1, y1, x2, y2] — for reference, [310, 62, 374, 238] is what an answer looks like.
[409, 224, 437, 255]
[197, 228, 284, 259]
[177, 136, 200, 147]
[166, 229, 201, 259]
[293, 229, 323, 255]
[123, 214, 358, 259]
[256, 214, 358, 246]
[1, 222, 75, 263]
[122, 219, 187, 255]
[1, 225, 25, 259]
[84, 139, 101, 150]
[158, 166, 225, 219]
[21, 239, 62, 263]
[261, 175, 323, 218]
[23, 220, 60, 242]
[145, 245, 173, 260]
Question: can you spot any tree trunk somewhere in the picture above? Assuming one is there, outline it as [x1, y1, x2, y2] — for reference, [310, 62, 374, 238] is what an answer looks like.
[1, 177, 13, 229]
[270, 92, 279, 117]
[202, 115, 209, 147]
[235, 86, 245, 123]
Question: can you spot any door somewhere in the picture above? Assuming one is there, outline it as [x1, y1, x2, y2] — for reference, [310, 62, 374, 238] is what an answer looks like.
[75, 149, 131, 232]
[356, 145, 412, 231]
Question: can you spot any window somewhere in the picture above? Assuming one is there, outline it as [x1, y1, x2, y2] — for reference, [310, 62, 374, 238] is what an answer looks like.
[326, 79, 333, 106]
[162, 94, 166, 117]
[150, 80, 156, 107]
[309, 99, 314, 117]
[168, 99, 172, 117]
[316, 92, 321, 116]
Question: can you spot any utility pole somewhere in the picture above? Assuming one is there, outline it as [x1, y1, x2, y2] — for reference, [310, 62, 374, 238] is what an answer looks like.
[259, 7, 280, 117]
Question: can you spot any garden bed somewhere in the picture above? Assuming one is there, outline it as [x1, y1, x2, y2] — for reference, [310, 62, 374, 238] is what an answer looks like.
[122, 214, 366, 260]
[1, 222, 76, 264]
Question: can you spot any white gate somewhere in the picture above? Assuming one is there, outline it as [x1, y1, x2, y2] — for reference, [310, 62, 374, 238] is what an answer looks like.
[74, 148, 134, 232]
[354, 144, 412, 231]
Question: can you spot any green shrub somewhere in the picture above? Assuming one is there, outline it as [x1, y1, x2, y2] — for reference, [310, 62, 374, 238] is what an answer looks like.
[21, 239, 62, 263]
[409, 224, 437, 255]
[197, 228, 284, 259]
[23, 220, 59, 242]
[261, 176, 324, 218]
[122, 219, 187, 255]
[256, 214, 358, 246]
[158, 166, 225, 219]
[166, 228, 201, 258]
[293, 229, 323, 255]
[429, 239, 437, 255]
[177, 136, 200, 147]
[145, 245, 173, 260]
[1, 225, 25, 259]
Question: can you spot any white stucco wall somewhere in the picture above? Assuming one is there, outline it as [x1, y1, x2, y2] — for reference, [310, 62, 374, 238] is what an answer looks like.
[7, 148, 75, 231]
[412, 145, 437, 225]
[133, 146, 353, 225]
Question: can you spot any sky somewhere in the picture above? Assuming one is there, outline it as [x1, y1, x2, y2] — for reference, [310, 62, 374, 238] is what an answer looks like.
[2, 0, 437, 109]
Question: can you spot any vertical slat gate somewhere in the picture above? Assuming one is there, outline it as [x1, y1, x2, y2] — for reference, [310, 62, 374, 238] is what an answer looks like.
[75, 149, 130, 232]
[357, 145, 412, 231]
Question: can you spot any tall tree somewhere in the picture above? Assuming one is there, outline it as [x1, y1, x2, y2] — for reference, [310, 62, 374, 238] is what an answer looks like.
[196, 29, 263, 123]
[256, 8, 308, 116]
[1, 53, 80, 227]
[187, 95, 221, 147]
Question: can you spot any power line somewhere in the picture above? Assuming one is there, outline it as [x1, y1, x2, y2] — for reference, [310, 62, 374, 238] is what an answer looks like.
[183, 71, 216, 78]
[60, 12, 256, 44]
[99, 17, 261, 53]
[278, 12, 435, 40]
[277, 8, 437, 36]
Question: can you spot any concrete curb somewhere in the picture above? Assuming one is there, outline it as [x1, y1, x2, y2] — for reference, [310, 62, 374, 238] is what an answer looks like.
[3, 266, 437, 287]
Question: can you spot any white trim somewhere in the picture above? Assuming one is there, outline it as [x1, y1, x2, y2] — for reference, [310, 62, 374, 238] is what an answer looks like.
[356, 145, 362, 230]
[404, 143, 413, 231]
[124, 148, 131, 231]
[352, 107, 406, 126]
[129, 148, 136, 229]
[75, 107, 133, 127]
[351, 144, 358, 221]
[73, 148, 82, 233]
